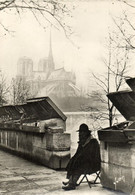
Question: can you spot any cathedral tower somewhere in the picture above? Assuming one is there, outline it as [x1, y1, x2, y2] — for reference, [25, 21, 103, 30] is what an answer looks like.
[47, 30, 55, 75]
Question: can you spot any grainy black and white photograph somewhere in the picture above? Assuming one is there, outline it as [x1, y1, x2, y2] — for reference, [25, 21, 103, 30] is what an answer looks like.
[0, 0, 135, 194]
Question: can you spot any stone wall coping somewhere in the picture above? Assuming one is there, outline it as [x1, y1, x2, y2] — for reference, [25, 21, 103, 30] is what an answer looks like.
[0, 127, 70, 136]
[98, 129, 129, 143]
[0, 127, 45, 135]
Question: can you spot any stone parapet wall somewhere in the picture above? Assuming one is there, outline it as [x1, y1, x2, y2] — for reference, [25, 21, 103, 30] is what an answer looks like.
[0, 128, 70, 169]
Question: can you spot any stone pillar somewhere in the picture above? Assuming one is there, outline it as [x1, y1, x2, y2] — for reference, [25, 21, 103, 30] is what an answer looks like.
[98, 129, 135, 194]
[32, 127, 71, 169]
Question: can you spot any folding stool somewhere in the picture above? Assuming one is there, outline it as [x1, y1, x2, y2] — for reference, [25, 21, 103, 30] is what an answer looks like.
[76, 170, 101, 188]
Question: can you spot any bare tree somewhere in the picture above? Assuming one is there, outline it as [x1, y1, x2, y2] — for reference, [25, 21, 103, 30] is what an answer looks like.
[0, 71, 9, 106]
[90, 32, 129, 127]
[91, 1, 135, 127]
[78, 30, 129, 129]
[0, 0, 73, 37]
[10, 76, 32, 105]
[112, 1, 135, 50]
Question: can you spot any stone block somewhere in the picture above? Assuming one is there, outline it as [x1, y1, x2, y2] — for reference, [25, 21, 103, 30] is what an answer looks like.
[0, 131, 7, 145]
[39, 118, 65, 132]
[22, 125, 39, 132]
[100, 141, 109, 163]
[46, 127, 64, 134]
[101, 162, 135, 194]
[32, 147, 70, 169]
[46, 133, 70, 151]
[48, 151, 70, 169]
[98, 130, 128, 142]
[33, 134, 46, 148]
[32, 146, 51, 164]
[108, 142, 132, 167]
[100, 141, 134, 167]
[18, 132, 33, 153]
[7, 131, 16, 149]
[131, 145, 135, 168]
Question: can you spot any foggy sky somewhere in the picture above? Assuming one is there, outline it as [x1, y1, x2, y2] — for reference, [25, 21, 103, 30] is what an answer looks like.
[0, 0, 134, 91]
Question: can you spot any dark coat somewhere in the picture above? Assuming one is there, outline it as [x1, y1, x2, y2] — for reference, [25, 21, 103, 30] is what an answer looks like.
[66, 137, 101, 178]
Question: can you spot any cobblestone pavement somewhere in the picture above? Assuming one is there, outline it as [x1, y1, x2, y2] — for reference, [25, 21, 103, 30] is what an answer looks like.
[0, 150, 127, 195]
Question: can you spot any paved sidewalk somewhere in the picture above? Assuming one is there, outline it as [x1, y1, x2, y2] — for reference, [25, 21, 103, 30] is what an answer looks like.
[0, 150, 127, 195]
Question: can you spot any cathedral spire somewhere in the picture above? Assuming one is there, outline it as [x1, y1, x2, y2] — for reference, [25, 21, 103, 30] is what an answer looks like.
[48, 28, 55, 72]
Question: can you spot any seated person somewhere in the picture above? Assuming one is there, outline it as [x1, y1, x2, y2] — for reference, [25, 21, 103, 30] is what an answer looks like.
[62, 123, 101, 191]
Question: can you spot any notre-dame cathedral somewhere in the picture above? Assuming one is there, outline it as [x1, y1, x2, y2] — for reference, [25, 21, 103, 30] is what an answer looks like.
[16, 35, 82, 111]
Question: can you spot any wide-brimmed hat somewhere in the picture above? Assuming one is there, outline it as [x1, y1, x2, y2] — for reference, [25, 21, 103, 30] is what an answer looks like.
[76, 123, 91, 133]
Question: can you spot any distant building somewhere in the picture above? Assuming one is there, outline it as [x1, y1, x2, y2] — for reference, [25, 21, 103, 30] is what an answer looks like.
[38, 67, 80, 97]
[16, 34, 81, 111]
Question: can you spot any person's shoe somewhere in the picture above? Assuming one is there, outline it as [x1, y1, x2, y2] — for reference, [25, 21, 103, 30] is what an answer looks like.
[62, 181, 69, 186]
[62, 181, 78, 186]
[62, 184, 76, 191]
